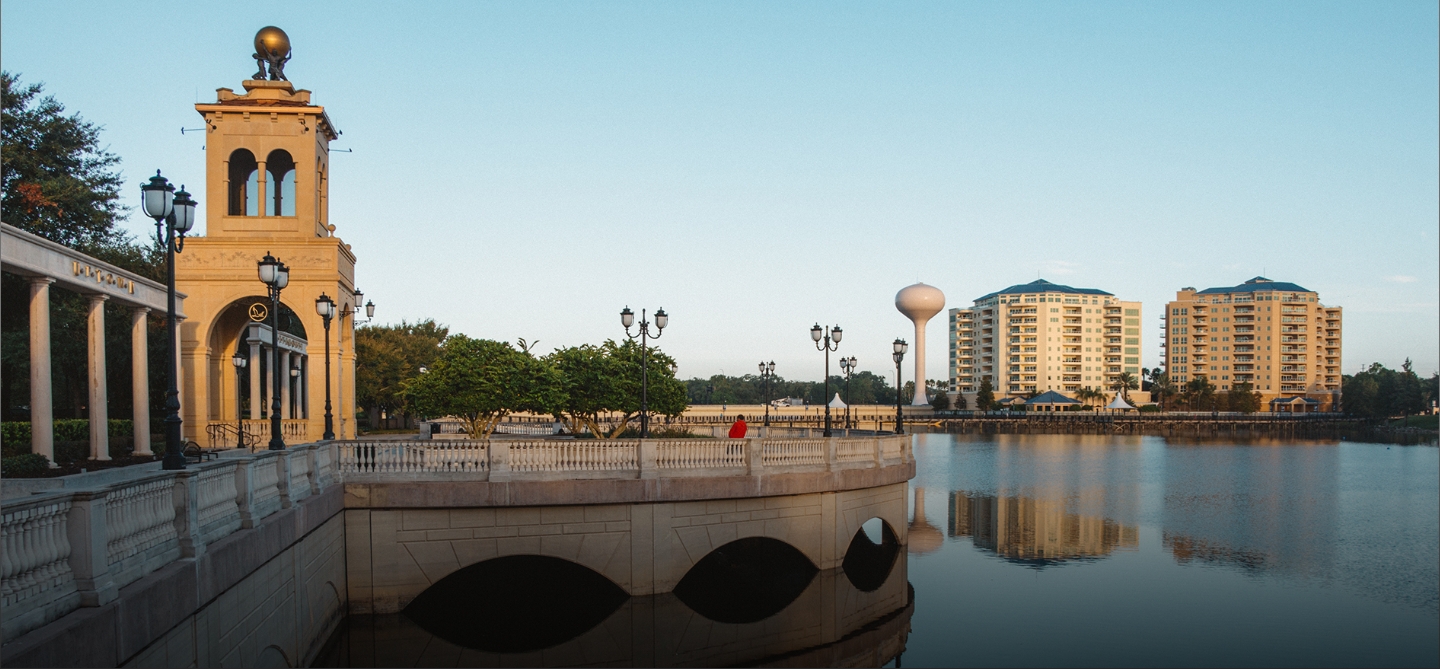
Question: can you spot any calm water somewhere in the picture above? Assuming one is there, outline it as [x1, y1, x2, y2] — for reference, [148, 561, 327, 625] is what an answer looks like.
[316, 434, 1439, 667]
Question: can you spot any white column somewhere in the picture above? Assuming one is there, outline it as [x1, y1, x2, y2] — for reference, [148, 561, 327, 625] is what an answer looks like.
[28, 278, 55, 463]
[300, 355, 309, 419]
[256, 160, 268, 216]
[912, 321, 928, 406]
[280, 350, 292, 419]
[87, 294, 110, 461]
[131, 308, 151, 455]
[249, 341, 262, 420]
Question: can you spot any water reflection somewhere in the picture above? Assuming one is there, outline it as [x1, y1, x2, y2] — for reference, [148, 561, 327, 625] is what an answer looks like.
[316, 544, 912, 667]
[948, 490, 1138, 568]
[907, 487, 944, 554]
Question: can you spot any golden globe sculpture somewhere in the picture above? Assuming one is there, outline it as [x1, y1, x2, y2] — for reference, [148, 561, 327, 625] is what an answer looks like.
[252, 26, 292, 81]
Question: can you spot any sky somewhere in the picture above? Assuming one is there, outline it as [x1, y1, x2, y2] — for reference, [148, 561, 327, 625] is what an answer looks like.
[3, 1, 1437, 383]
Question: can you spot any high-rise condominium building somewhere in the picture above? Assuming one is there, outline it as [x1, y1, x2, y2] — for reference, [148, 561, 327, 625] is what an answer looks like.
[1163, 277, 1341, 412]
[949, 279, 1143, 404]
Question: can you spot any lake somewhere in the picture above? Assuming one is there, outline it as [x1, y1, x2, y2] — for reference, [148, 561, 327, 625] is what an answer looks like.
[315, 433, 1439, 667]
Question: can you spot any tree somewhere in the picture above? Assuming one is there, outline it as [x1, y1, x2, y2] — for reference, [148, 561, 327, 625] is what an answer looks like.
[930, 389, 950, 411]
[1075, 386, 1105, 408]
[355, 319, 448, 427]
[401, 336, 560, 438]
[976, 377, 996, 411]
[546, 343, 627, 437]
[1185, 376, 1217, 411]
[1226, 382, 1262, 413]
[1111, 372, 1139, 401]
[1148, 371, 1174, 410]
[1342, 361, 1430, 420]
[953, 393, 968, 410]
[603, 339, 686, 436]
[1, 72, 168, 435]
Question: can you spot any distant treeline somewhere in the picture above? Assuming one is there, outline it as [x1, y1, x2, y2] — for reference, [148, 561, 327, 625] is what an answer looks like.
[1342, 361, 1436, 420]
[682, 372, 946, 406]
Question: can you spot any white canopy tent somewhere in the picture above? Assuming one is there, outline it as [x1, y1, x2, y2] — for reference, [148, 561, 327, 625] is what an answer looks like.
[828, 393, 848, 408]
[1106, 392, 1137, 411]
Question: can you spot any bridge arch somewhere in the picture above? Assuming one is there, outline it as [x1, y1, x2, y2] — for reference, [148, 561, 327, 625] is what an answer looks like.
[842, 517, 901, 592]
[404, 554, 628, 653]
[674, 536, 817, 624]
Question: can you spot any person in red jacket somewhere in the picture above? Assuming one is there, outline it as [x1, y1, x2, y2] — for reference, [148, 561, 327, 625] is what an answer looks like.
[728, 414, 748, 438]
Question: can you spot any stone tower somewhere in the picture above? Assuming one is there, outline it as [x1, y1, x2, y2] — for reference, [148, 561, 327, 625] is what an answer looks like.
[176, 30, 362, 445]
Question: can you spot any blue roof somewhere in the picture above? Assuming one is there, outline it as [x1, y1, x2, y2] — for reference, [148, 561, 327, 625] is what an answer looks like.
[1198, 277, 1310, 295]
[1025, 390, 1080, 405]
[977, 279, 1113, 302]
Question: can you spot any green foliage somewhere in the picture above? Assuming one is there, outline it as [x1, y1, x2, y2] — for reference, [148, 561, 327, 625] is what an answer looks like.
[1226, 382, 1262, 413]
[1, 73, 167, 425]
[401, 336, 560, 438]
[1111, 372, 1139, 399]
[2, 419, 134, 455]
[1139, 404, 1161, 413]
[1147, 370, 1174, 409]
[976, 377, 996, 411]
[2, 453, 48, 477]
[930, 389, 950, 410]
[1343, 361, 1431, 419]
[952, 393, 968, 410]
[683, 369, 895, 406]
[356, 319, 448, 421]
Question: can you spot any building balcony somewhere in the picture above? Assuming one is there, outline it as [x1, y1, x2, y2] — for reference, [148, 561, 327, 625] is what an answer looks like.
[1280, 366, 1307, 372]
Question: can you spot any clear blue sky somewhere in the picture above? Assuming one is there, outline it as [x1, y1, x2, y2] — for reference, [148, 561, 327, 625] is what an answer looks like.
[4, 1, 1437, 383]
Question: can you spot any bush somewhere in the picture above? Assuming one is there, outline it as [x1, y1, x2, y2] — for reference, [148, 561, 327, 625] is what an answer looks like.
[2, 420, 136, 456]
[1139, 405, 1161, 413]
[2, 453, 50, 477]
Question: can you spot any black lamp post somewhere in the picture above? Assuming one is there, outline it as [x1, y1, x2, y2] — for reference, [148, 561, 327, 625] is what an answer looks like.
[231, 350, 248, 448]
[257, 252, 290, 450]
[141, 171, 196, 470]
[315, 293, 336, 440]
[758, 360, 776, 427]
[621, 306, 668, 438]
[893, 338, 908, 435]
[839, 355, 857, 430]
[811, 323, 842, 437]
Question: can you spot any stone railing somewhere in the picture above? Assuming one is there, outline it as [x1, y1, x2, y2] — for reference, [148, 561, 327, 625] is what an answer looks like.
[0, 442, 331, 641]
[336, 435, 911, 481]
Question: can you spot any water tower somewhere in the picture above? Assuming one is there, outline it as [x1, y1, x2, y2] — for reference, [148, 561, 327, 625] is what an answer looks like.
[895, 283, 945, 406]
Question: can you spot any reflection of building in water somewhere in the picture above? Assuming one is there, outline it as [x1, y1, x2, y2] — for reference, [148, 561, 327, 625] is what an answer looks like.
[949, 491, 1138, 567]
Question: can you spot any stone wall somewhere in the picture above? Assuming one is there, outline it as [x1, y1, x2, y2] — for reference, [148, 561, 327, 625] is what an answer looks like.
[347, 481, 908, 613]
[120, 512, 345, 668]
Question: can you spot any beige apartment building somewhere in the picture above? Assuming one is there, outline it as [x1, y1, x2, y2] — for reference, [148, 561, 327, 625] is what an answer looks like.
[1163, 277, 1341, 412]
[949, 279, 1143, 406]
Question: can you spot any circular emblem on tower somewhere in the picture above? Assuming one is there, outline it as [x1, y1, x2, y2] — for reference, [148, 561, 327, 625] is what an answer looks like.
[248, 303, 268, 322]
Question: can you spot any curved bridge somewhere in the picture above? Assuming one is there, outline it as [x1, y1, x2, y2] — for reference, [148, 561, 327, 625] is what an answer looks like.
[338, 435, 914, 613]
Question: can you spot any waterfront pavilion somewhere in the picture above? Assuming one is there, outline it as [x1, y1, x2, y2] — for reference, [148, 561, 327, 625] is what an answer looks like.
[0, 223, 185, 462]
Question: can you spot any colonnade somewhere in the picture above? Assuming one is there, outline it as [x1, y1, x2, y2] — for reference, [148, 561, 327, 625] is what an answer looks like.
[239, 322, 310, 421]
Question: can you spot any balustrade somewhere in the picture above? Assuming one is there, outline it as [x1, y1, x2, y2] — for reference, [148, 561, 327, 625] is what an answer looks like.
[0, 435, 909, 641]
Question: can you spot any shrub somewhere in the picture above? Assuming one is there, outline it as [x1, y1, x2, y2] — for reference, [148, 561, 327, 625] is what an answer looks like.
[1139, 404, 1161, 413]
[2, 453, 50, 478]
[2, 420, 136, 456]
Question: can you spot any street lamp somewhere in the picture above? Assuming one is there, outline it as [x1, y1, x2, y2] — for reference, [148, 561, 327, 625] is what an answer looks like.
[839, 356, 857, 430]
[231, 350, 247, 449]
[142, 171, 195, 470]
[893, 338, 908, 434]
[758, 360, 776, 427]
[621, 306, 668, 438]
[257, 252, 290, 450]
[811, 323, 842, 437]
[315, 293, 337, 440]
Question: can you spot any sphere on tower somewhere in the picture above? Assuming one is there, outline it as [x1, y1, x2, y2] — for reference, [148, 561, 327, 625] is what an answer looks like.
[895, 282, 946, 406]
[252, 26, 292, 81]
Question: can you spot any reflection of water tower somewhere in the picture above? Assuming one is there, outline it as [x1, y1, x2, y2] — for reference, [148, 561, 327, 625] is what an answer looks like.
[908, 487, 943, 554]
[895, 283, 945, 405]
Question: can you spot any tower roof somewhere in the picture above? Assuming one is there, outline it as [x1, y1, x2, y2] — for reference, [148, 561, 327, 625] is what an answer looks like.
[1197, 277, 1311, 294]
[976, 279, 1113, 302]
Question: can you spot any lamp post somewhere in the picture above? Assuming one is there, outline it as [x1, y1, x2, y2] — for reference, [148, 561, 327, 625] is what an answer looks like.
[257, 252, 290, 450]
[893, 338, 908, 434]
[839, 356, 857, 430]
[231, 350, 247, 449]
[811, 324, 842, 437]
[315, 293, 336, 440]
[758, 360, 776, 427]
[621, 306, 668, 438]
[141, 171, 196, 470]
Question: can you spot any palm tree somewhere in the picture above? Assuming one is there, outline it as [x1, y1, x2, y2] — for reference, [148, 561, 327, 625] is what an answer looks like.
[1149, 370, 1173, 410]
[1111, 372, 1139, 402]
[1075, 386, 1103, 408]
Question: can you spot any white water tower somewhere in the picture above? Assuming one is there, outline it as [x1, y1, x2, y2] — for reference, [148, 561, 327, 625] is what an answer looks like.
[895, 283, 945, 406]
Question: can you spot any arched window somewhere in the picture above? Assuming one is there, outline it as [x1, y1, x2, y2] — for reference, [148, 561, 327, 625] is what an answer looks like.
[266, 149, 296, 216]
[228, 149, 257, 216]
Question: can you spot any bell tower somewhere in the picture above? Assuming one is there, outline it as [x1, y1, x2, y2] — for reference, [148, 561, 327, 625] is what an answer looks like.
[176, 26, 363, 445]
